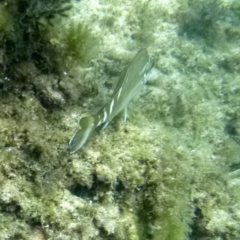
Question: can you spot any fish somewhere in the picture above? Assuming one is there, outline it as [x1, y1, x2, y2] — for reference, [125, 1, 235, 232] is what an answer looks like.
[69, 49, 153, 154]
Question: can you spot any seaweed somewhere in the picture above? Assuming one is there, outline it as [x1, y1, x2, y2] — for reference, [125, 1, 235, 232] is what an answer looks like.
[48, 21, 98, 71]
[177, 0, 226, 43]
[0, 0, 72, 80]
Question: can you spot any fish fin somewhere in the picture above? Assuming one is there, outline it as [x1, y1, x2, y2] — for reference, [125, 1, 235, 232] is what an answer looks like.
[124, 107, 128, 122]
[101, 121, 110, 130]
[69, 116, 95, 154]
[142, 73, 148, 84]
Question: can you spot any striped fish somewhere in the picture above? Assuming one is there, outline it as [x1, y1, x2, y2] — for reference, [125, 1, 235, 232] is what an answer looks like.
[69, 49, 153, 154]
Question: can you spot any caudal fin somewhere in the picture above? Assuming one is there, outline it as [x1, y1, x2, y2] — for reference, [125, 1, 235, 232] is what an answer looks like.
[69, 116, 95, 154]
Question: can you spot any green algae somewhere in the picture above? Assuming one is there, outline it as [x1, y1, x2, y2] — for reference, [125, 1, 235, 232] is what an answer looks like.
[0, 0, 72, 79]
[49, 21, 98, 70]
[0, 4, 12, 33]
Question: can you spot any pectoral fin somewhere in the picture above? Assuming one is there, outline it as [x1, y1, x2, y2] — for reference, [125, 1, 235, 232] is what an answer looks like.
[124, 107, 128, 122]
[101, 121, 110, 130]
[69, 116, 95, 154]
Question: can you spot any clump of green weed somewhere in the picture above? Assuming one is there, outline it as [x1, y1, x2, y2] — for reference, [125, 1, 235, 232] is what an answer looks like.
[49, 21, 98, 71]
[129, 1, 153, 45]
[177, 0, 226, 43]
[0, 0, 72, 80]
[127, 0, 167, 47]
[0, 4, 12, 33]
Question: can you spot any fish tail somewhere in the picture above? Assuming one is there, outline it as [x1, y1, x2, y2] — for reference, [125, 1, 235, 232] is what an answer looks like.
[69, 116, 95, 154]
